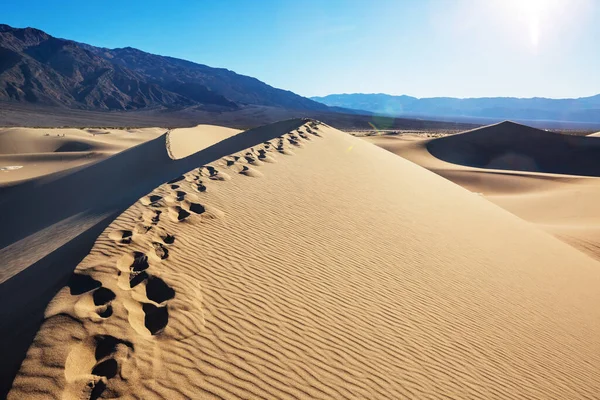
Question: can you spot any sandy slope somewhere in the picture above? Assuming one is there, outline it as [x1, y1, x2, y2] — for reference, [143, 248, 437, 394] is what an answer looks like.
[168, 125, 241, 159]
[7, 120, 600, 399]
[0, 127, 166, 188]
[366, 124, 600, 261]
[426, 121, 600, 177]
[0, 123, 261, 397]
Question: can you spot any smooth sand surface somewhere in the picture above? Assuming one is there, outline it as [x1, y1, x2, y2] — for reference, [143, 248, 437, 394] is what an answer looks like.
[168, 125, 241, 160]
[6, 120, 600, 399]
[366, 122, 600, 261]
[0, 127, 166, 188]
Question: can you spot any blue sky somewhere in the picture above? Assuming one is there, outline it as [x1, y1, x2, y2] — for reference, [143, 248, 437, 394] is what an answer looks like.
[2, 0, 599, 99]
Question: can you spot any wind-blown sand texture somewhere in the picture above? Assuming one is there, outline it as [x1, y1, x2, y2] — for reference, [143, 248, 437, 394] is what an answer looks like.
[366, 121, 600, 262]
[5, 120, 600, 399]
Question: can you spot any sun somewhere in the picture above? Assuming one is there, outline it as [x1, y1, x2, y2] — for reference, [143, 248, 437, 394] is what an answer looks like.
[529, 15, 540, 46]
[513, 0, 548, 47]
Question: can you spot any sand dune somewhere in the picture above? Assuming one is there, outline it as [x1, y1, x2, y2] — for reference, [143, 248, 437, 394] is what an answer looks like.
[366, 124, 600, 261]
[0, 122, 297, 396]
[5, 120, 600, 399]
[428, 121, 600, 176]
[0, 127, 165, 189]
[167, 125, 241, 159]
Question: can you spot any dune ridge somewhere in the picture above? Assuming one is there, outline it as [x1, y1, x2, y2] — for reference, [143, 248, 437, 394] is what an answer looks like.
[0, 120, 303, 396]
[366, 124, 600, 262]
[428, 121, 600, 177]
[7, 121, 600, 399]
[0, 127, 166, 189]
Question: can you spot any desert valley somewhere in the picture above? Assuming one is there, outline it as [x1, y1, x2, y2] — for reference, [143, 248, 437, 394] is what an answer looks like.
[2, 3, 600, 399]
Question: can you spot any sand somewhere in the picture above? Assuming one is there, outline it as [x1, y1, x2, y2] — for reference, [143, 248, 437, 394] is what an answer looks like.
[167, 125, 241, 160]
[366, 122, 600, 262]
[0, 127, 166, 189]
[4, 119, 600, 399]
[0, 123, 247, 397]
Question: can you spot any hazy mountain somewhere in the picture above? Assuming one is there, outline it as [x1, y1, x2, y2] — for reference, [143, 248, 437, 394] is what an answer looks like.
[312, 93, 600, 123]
[0, 24, 331, 112]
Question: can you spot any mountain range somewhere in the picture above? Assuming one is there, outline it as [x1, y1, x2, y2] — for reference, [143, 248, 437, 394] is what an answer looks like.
[311, 93, 600, 124]
[0, 24, 332, 112]
[3, 23, 598, 129]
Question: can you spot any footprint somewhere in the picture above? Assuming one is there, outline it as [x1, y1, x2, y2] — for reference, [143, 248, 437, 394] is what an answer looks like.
[164, 190, 186, 204]
[243, 153, 264, 166]
[142, 303, 169, 335]
[307, 126, 321, 136]
[199, 165, 231, 181]
[262, 142, 274, 151]
[130, 275, 175, 334]
[117, 252, 150, 289]
[117, 251, 149, 273]
[182, 200, 225, 220]
[129, 271, 150, 289]
[64, 272, 116, 320]
[126, 269, 175, 306]
[92, 288, 116, 318]
[108, 230, 133, 244]
[223, 156, 242, 167]
[134, 223, 152, 235]
[63, 335, 136, 400]
[168, 205, 191, 222]
[163, 234, 175, 244]
[196, 181, 207, 192]
[273, 138, 295, 155]
[257, 149, 276, 163]
[154, 229, 175, 245]
[277, 145, 294, 155]
[297, 130, 312, 140]
[140, 194, 162, 206]
[287, 136, 304, 147]
[186, 201, 205, 214]
[124, 299, 170, 336]
[151, 242, 169, 260]
[239, 165, 263, 177]
[185, 174, 200, 182]
[123, 273, 204, 339]
[141, 209, 161, 225]
[145, 276, 175, 304]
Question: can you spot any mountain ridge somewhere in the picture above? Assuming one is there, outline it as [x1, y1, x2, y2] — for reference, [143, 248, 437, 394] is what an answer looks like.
[0, 24, 331, 112]
[312, 93, 600, 123]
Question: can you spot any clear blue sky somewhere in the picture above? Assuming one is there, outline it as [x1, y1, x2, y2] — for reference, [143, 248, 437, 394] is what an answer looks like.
[2, 0, 599, 99]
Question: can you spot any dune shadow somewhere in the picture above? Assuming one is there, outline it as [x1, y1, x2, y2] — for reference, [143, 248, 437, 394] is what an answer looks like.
[427, 121, 600, 177]
[0, 118, 306, 395]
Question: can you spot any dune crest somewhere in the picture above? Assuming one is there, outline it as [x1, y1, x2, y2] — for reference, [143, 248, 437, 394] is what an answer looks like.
[427, 121, 600, 177]
[0, 127, 166, 188]
[367, 124, 600, 261]
[7, 121, 600, 399]
[166, 125, 241, 160]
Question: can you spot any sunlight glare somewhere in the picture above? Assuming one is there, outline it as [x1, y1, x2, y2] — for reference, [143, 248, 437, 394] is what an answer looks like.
[530, 16, 540, 46]
[520, 0, 544, 47]
[497, 0, 577, 49]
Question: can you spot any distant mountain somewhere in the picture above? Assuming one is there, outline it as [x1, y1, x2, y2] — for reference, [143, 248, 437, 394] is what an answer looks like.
[312, 93, 600, 124]
[0, 24, 332, 112]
